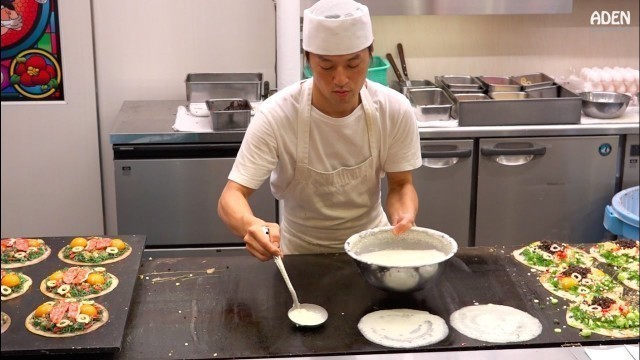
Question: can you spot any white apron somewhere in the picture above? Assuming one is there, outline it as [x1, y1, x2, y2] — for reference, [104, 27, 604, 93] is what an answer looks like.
[280, 79, 389, 254]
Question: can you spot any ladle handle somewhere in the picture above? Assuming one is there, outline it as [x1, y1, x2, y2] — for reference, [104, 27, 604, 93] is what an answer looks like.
[397, 43, 409, 79]
[264, 226, 301, 308]
[386, 53, 404, 83]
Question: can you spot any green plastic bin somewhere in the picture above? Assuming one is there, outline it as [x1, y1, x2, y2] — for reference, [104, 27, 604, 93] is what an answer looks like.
[303, 55, 390, 86]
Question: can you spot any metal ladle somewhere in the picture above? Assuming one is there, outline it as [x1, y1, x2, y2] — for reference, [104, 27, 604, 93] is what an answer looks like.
[263, 227, 328, 327]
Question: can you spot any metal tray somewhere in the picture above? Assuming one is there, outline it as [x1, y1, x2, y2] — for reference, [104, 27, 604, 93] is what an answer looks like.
[0, 235, 146, 356]
[489, 91, 528, 100]
[206, 98, 252, 131]
[477, 76, 522, 92]
[525, 85, 560, 98]
[443, 85, 581, 126]
[437, 75, 483, 91]
[185, 73, 262, 102]
[510, 72, 554, 90]
[390, 79, 436, 96]
[407, 88, 454, 122]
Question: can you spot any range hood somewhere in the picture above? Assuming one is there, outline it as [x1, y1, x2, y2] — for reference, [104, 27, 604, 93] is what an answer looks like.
[300, 0, 573, 15]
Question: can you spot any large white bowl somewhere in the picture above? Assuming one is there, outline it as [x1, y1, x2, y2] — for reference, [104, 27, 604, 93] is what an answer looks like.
[344, 226, 458, 292]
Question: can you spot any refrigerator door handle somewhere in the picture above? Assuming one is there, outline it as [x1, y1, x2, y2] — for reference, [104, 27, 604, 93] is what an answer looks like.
[480, 142, 547, 166]
[421, 146, 472, 169]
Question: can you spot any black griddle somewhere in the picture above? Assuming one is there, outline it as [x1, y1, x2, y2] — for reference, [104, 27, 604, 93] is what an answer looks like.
[3, 244, 636, 359]
[1, 235, 146, 356]
[108, 246, 636, 359]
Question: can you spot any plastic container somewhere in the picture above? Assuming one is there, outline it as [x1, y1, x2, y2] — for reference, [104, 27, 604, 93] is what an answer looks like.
[603, 186, 639, 240]
[303, 55, 390, 86]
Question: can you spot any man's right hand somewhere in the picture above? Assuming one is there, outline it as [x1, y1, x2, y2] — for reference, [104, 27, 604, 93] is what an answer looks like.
[244, 223, 282, 261]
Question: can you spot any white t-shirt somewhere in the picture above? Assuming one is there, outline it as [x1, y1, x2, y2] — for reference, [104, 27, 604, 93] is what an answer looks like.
[229, 80, 421, 199]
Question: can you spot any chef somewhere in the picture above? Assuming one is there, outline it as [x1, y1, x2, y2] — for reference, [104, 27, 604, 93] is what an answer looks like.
[218, 0, 422, 261]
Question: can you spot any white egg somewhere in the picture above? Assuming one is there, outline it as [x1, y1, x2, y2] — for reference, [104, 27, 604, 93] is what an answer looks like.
[623, 69, 635, 84]
[604, 83, 616, 92]
[601, 71, 612, 84]
[588, 69, 602, 83]
[580, 68, 590, 80]
[612, 70, 624, 83]
[593, 82, 604, 91]
[627, 83, 638, 94]
[615, 83, 627, 93]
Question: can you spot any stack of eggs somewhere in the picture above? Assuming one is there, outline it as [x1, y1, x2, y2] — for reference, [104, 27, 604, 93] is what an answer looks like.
[580, 67, 639, 94]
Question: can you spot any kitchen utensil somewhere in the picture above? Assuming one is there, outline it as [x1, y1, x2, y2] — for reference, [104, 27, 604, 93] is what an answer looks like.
[489, 92, 528, 100]
[386, 53, 405, 83]
[397, 43, 410, 81]
[510, 73, 554, 90]
[580, 91, 631, 119]
[344, 226, 458, 292]
[263, 227, 328, 327]
[407, 88, 453, 122]
[477, 76, 521, 93]
[205, 98, 252, 131]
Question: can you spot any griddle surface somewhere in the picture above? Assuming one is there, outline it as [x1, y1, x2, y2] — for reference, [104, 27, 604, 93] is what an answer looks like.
[108, 246, 635, 359]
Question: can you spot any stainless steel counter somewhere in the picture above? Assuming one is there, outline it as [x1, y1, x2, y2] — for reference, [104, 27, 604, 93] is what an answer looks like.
[109, 100, 639, 145]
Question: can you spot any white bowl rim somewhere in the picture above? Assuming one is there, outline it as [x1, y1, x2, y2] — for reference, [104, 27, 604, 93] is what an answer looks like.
[344, 226, 459, 267]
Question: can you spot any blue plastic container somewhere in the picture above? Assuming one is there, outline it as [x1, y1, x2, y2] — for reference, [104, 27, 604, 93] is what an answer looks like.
[603, 185, 639, 240]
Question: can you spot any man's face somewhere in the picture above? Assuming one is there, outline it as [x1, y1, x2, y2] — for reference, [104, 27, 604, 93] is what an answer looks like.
[308, 48, 370, 118]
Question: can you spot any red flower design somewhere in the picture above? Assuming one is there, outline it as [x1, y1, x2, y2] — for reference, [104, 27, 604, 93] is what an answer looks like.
[14, 55, 56, 87]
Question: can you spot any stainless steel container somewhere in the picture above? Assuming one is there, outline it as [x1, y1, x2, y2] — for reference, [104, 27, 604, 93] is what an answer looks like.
[454, 93, 491, 101]
[477, 76, 521, 92]
[408, 88, 454, 122]
[391, 79, 436, 96]
[525, 85, 559, 98]
[438, 75, 483, 91]
[344, 226, 458, 293]
[206, 98, 252, 131]
[186, 73, 263, 102]
[510, 73, 554, 90]
[580, 91, 631, 119]
[489, 92, 528, 100]
[444, 85, 581, 126]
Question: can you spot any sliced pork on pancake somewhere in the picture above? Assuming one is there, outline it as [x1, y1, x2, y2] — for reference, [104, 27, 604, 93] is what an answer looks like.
[41, 266, 119, 299]
[58, 236, 132, 265]
[1, 238, 51, 269]
[450, 304, 543, 343]
[25, 299, 109, 337]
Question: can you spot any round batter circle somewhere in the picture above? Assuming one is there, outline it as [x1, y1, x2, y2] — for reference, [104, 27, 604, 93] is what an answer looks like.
[358, 308, 448, 348]
[450, 304, 542, 343]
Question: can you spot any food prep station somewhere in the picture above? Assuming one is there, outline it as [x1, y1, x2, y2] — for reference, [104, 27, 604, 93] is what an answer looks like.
[15, 70, 631, 359]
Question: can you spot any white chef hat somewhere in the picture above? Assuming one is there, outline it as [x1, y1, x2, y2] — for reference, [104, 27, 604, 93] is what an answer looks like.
[302, 0, 374, 55]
